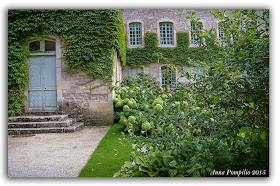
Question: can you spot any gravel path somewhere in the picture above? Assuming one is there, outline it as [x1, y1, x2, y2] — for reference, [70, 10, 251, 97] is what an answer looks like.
[8, 126, 110, 178]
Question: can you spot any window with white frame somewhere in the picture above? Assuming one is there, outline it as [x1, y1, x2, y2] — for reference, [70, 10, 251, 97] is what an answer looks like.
[159, 23, 174, 45]
[130, 67, 143, 77]
[161, 66, 176, 89]
[129, 23, 142, 46]
[190, 22, 203, 46]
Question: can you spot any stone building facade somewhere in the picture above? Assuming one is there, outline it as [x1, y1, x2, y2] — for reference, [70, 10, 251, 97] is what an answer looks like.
[25, 35, 122, 126]
[23, 9, 223, 126]
[121, 9, 220, 84]
[58, 48, 122, 125]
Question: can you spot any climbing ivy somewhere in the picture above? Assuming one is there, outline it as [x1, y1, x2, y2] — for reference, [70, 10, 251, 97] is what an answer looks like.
[8, 9, 126, 116]
[126, 32, 211, 66]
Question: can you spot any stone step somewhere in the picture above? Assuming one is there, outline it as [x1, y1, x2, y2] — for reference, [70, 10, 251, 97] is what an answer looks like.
[8, 119, 73, 129]
[23, 111, 62, 116]
[64, 123, 84, 133]
[8, 123, 84, 135]
[8, 115, 68, 122]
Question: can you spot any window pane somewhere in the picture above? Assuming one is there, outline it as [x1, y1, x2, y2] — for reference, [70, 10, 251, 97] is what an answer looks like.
[219, 22, 228, 45]
[161, 66, 176, 89]
[45, 40, 56, 51]
[159, 23, 174, 45]
[29, 41, 40, 51]
[131, 67, 143, 77]
[129, 23, 142, 46]
[190, 22, 202, 45]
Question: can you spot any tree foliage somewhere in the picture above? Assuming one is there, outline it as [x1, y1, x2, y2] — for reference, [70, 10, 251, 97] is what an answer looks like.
[114, 9, 269, 177]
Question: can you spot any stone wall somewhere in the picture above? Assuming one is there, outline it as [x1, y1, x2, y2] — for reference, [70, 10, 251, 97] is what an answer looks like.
[56, 40, 120, 126]
[23, 35, 121, 126]
[122, 63, 192, 85]
[58, 69, 114, 126]
[23, 10, 222, 125]
[112, 50, 122, 87]
[121, 9, 216, 84]
[121, 9, 220, 47]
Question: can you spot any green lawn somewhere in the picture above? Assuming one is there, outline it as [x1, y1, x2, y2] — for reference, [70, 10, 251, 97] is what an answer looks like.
[79, 124, 133, 177]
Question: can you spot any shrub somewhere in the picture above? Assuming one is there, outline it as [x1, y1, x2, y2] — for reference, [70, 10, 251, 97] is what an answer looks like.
[114, 9, 269, 177]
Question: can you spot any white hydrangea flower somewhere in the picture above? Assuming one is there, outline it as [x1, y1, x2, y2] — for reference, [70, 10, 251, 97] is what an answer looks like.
[141, 146, 147, 153]
[132, 144, 137, 149]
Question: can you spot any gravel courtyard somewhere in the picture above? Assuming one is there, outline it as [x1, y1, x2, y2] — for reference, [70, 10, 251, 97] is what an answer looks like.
[8, 126, 110, 177]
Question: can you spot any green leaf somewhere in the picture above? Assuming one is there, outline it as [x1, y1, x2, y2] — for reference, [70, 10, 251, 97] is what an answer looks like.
[169, 160, 177, 168]
[170, 115, 178, 120]
[206, 167, 212, 174]
[236, 109, 244, 116]
[168, 169, 178, 176]
[260, 131, 266, 142]
[163, 155, 174, 167]
[138, 166, 150, 174]
[249, 102, 254, 108]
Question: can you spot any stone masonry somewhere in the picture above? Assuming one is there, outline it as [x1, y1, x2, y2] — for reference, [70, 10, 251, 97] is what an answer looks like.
[121, 9, 221, 84]
[121, 9, 219, 37]
[122, 63, 191, 85]
[22, 10, 229, 126]
[55, 39, 121, 126]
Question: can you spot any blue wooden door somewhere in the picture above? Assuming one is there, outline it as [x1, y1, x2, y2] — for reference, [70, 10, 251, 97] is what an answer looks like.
[28, 55, 57, 111]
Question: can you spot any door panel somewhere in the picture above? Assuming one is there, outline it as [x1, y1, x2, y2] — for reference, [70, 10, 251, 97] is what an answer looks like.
[29, 57, 42, 89]
[42, 56, 57, 110]
[28, 57, 43, 110]
[44, 91, 57, 108]
[28, 91, 43, 109]
[28, 55, 57, 111]
[43, 56, 57, 89]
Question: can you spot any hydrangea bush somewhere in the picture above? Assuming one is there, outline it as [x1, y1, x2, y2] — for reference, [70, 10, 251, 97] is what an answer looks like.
[113, 9, 269, 177]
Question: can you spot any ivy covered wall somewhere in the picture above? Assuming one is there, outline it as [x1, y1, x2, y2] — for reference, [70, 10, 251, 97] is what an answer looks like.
[8, 9, 217, 117]
[126, 32, 208, 67]
[8, 9, 126, 116]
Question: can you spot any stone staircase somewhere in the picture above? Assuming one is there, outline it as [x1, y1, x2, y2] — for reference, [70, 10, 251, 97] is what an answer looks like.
[8, 115, 84, 135]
